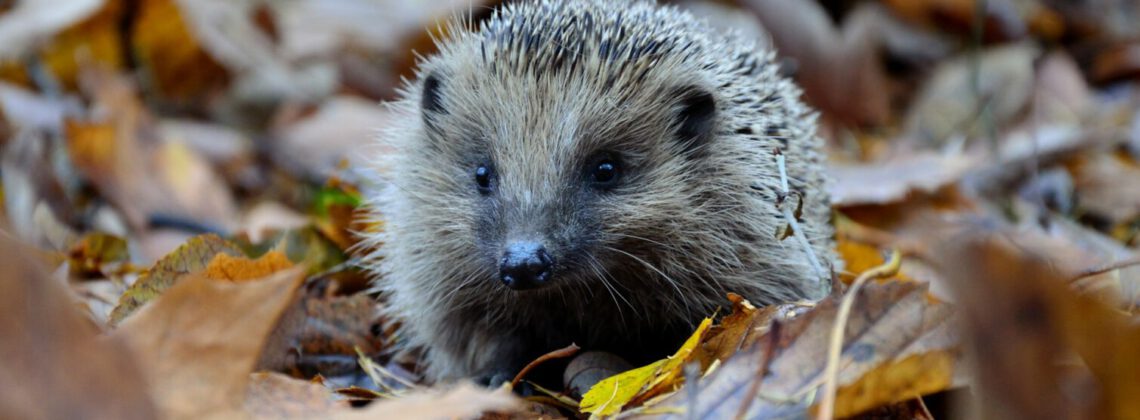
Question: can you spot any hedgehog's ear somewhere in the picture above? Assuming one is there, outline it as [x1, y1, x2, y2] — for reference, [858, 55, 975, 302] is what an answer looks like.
[672, 86, 717, 155]
[421, 72, 445, 127]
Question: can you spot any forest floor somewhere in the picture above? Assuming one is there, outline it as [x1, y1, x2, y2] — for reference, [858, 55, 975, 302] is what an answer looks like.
[2, 0, 1139, 419]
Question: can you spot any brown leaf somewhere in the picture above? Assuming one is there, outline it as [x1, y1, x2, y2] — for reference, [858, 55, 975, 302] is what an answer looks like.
[904, 43, 1037, 147]
[135, 0, 336, 109]
[1034, 51, 1092, 123]
[1072, 153, 1140, 227]
[0, 0, 104, 58]
[1090, 41, 1140, 84]
[0, 0, 125, 89]
[259, 288, 384, 375]
[657, 280, 958, 419]
[828, 153, 978, 206]
[739, 0, 891, 127]
[204, 251, 294, 282]
[66, 69, 238, 233]
[939, 233, 1140, 419]
[109, 233, 243, 325]
[0, 233, 157, 420]
[272, 95, 393, 179]
[112, 267, 306, 419]
[0, 123, 79, 249]
[240, 201, 309, 244]
[244, 372, 349, 419]
[882, 0, 1032, 42]
[130, 0, 229, 104]
[697, 293, 786, 367]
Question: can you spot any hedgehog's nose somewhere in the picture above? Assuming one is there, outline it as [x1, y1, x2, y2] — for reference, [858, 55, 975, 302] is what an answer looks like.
[500, 242, 553, 290]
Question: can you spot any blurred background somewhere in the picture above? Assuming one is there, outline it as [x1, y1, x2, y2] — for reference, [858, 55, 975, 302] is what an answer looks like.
[3, 0, 1139, 263]
[3, 1, 1140, 418]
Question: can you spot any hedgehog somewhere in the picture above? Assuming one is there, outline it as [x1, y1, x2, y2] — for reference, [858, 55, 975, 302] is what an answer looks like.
[362, 0, 837, 383]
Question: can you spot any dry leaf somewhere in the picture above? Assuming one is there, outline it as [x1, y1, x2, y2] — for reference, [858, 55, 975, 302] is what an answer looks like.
[273, 95, 392, 179]
[580, 317, 712, 416]
[113, 267, 306, 419]
[109, 233, 243, 325]
[696, 294, 787, 367]
[204, 251, 294, 282]
[657, 280, 958, 419]
[244, 372, 349, 419]
[0, 232, 157, 420]
[828, 153, 978, 206]
[0, 0, 124, 89]
[0, 0, 104, 58]
[939, 232, 1140, 419]
[66, 69, 238, 233]
[1034, 51, 1092, 123]
[66, 231, 129, 278]
[130, 0, 229, 103]
[905, 43, 1037, 147]
[1072, 153, 1140, 227]
[740, 0, 890, 127]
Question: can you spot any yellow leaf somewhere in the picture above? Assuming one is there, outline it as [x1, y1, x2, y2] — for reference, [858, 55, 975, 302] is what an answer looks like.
[131, 0, 229, 102]
[580, 317, 712, 417]
[579, 360, 665, 417]
[825, 351, 956, 418]
[0, 1, 125, 90]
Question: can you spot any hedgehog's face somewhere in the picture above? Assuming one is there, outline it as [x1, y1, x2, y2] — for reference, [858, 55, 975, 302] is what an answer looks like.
[402, 50, 719, 297]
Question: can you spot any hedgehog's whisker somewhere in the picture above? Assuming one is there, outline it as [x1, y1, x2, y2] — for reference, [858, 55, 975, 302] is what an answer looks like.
[583, 253, 634, 323]
[608, 232, 675, 251]
[608, 232, 728, 307]
[437, 267, 494, 316]
[602, 245, 694, 318]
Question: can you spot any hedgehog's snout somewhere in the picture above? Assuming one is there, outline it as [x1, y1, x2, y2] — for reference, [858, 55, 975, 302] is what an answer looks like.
[499, 241, 555, 290]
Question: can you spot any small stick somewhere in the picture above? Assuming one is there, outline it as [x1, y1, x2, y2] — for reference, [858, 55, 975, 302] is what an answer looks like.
[1070, 256, 1140, 283]
[734, 320, 782, 420]
[774, 149, 827, 286]
[510, 343, 581, 390]
[816, 249, 902, 420]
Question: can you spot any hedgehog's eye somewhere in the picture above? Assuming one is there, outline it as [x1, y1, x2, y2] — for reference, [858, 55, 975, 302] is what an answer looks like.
[588, 155, 621, 189]
[475, 164, 493, 194]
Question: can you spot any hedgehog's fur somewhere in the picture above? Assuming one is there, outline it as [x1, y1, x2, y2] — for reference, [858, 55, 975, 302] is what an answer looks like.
[362, 0, 836, 382]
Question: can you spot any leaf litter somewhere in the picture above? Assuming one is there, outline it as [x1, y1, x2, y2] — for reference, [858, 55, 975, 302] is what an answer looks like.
[3, 0, 1140, 419]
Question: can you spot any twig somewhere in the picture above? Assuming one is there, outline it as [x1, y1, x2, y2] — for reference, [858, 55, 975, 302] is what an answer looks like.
[510, 343, 580, 390]
[356, 347, 418, 394]
[524, 382, 581, 409]
[734, 320, 782, 420]
[1069, 256, 1140, 283]
[816, 249, 902, 420]
[773, 149, 828, 287]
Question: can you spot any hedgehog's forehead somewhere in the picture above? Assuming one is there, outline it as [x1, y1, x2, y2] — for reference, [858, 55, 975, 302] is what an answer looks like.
[438, 0, 701, 84]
